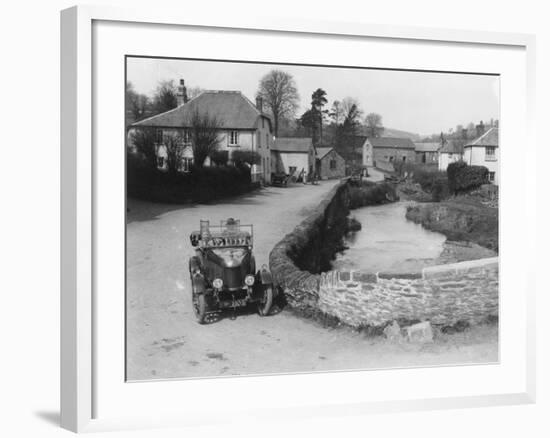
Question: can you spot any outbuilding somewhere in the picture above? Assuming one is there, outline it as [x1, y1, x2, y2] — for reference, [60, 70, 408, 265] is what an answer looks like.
[271, 137, 316, 180]
[315, 147, 345, 179]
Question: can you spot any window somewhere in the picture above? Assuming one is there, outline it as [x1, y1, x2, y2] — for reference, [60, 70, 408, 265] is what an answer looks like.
[488, 171, 495, 183]
[485, 146, 496, 161]
[156, 129, 163, 144]
[180, 157, 193, 173]
[257, 131, 261, 148]
[402, 156, 406, 162]
[266, 133, 269, 148]
[229, 131, 239, 146]
[389, 156, 394, 162]
[157, 156, 165, 169]
[330, 159, 337, 170]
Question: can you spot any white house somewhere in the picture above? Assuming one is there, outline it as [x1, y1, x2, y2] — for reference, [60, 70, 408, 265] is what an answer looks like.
[463, 127, 499, 184]
[128, 83, 273, 183]
[438, 139, 464, 171]
[271, 138, 316, 180]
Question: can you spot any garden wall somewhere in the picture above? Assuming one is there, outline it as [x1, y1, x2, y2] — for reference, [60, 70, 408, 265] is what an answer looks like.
[269, 179, 499, 328]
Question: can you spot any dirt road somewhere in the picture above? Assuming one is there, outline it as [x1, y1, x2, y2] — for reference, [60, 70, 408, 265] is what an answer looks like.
[126, 180, 497, 381]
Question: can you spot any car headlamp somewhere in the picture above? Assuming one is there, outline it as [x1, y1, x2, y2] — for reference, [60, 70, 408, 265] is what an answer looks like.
[213, 278, 223, 289]
[244, 275, 255, 286]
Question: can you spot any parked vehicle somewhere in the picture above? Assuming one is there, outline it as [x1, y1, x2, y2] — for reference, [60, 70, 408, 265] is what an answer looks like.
[271, 172, 290, 187]
[188, 218, 275, 323]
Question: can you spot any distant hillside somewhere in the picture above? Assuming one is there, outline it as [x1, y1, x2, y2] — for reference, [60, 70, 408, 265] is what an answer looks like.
[357, 126, 421, 140]
[382, 128, 421, 140]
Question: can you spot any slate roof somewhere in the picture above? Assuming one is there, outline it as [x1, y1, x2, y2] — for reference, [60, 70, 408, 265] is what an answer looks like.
[439, 140, 464, 154]
[272, 137, 313, 153]
[414, 142, 440, 153]
[316, 147, 336, 160]
[465, 127, 499, 148]
[343, 135, 368, 150]
[368, 137, 416, 149]
[132, 90, 271, 131]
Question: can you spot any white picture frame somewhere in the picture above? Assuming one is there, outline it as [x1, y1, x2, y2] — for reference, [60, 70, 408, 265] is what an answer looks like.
[60, 5, 536, 433]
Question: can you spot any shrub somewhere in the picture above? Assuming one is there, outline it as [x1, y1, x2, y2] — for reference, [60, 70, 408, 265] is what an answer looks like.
[209, 150, 229, 166]
[447, 161, 489, 194]
[231, 149, 261, 166]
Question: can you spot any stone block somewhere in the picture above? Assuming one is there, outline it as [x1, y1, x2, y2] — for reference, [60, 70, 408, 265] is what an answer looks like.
[339, 271, 351, 281]
[354, 272, 378, 283]
[378, 271, 422, 280]
[383, 321, 403, 343]
[403, 321, 434, 343]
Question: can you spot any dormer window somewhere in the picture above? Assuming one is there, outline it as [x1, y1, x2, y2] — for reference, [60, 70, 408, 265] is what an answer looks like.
[229, 131, 239, 146]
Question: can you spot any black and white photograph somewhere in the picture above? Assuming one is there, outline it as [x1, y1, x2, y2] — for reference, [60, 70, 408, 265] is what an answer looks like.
[125, 56, 500, 381]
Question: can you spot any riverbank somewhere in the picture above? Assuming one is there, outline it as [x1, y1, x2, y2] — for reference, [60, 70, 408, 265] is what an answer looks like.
[405, 197, 499, 252]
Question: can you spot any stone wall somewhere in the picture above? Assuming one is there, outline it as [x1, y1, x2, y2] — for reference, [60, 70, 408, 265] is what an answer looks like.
[269, 179, 499, 328]
[318, 257, 498, 328]
[269, 180, 350, 313]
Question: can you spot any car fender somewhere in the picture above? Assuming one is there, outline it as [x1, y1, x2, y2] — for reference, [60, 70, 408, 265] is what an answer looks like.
[257, 268, 273, 286]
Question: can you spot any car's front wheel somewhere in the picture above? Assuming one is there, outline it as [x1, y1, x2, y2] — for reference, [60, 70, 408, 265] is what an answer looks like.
[192, 291, 207, 323]
[258, 285, 273, 316]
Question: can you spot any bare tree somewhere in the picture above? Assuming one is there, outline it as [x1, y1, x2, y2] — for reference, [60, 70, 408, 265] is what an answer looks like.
[341, 97, 362, 118]
[130, 126, 157, 169]
[190, 110, 223, 167]
[126, 82, 150, 125]
[164, 135, 188, 175]
[256, 70, 299, 136]
[364, 112, 384, 138]
[329, 100, 345, 125]
[152, 80, 178, 114]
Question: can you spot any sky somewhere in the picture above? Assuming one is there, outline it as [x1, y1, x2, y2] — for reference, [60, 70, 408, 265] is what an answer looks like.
[126, 57, 499, 137]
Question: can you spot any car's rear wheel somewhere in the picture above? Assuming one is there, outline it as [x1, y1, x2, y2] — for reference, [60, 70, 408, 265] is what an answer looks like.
[258, 285, 273, 316]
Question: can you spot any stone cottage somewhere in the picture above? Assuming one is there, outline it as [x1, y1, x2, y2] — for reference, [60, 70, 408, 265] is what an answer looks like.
[438, 139, 464, 171]
[414, 142, 439, 165]
[365, 137, 416, 170]
[128, 81, 273, 184]
[315, 147, 345, 179]
[463, 127, 499, 184]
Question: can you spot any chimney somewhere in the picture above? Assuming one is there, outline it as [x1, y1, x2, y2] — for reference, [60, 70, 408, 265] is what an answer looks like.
[177, 79, 188, 106]
[255, 96, 263, 112]
[476, 120, 485, 138]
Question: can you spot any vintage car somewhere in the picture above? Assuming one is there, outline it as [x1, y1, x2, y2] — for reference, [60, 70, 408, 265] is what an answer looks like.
[188, 218, 275, 323]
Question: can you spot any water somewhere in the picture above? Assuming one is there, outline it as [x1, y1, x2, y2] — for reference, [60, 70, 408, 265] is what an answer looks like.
[333, 202, 447, 273]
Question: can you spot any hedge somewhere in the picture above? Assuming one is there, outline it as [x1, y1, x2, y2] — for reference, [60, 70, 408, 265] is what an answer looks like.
[127, 152, 255, 204]
[447, 161, 489, 194]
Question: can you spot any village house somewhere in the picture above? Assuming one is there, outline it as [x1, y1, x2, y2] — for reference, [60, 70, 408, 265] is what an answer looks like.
[315, 147, 346, 179]
[128, 80, 273, 184]
[463, 127, 499, 184]
[414, 142, 439, 165]
[271, 137, 316, 180]
[438, 139, 464, 171]
[364, 137, 416, 171]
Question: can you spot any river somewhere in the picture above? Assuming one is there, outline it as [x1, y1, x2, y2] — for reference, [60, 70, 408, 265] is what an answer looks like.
[333, 201, 447, 273]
